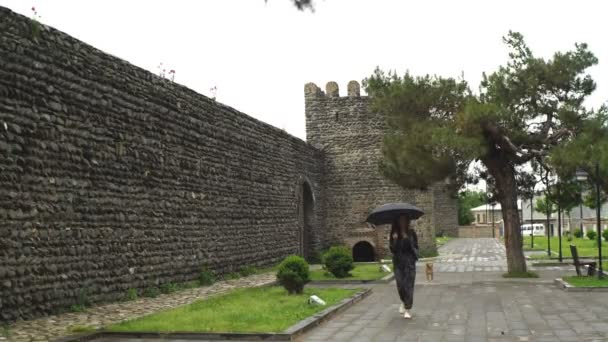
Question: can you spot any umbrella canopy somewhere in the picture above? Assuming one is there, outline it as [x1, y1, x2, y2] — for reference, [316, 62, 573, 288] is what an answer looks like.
[366, 203, 424, 226]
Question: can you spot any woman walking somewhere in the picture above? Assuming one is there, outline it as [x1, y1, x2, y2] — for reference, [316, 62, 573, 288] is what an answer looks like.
[390, 214, 419, 319]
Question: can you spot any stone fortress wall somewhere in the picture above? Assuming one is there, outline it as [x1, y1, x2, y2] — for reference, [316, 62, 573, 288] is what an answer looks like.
[0, 7, 324, 321]
[0, 5, 457, 322]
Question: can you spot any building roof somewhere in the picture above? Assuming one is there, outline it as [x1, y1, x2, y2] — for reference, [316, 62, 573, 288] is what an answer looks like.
[471, 201, 522, 212]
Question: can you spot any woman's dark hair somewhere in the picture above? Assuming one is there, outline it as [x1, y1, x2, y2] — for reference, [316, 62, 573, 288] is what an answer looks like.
[391, 215, 410, 240]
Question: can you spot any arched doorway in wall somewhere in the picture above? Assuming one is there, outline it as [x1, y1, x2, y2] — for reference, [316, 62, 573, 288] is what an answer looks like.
[352, 241, 375, 262]
[300, 181, 315, 260]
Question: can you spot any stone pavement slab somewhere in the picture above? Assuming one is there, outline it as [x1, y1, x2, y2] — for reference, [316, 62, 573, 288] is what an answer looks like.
[302, 238, 608, 341]
[302, 274, 608, 341]
[430, 238, 507, 272]
[424, 238, 575, 274]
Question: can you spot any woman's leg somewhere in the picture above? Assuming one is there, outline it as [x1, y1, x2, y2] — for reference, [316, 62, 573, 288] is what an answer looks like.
[402, 262, 416, 310]
[394, 266, 408, 304]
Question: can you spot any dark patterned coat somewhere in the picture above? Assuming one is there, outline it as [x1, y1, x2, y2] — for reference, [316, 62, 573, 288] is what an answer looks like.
[390, 231, 419, 309]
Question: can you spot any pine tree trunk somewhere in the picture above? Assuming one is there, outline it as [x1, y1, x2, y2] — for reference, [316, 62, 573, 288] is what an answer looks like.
[500, 188, 527, 274]
[486, 159, 527, 274]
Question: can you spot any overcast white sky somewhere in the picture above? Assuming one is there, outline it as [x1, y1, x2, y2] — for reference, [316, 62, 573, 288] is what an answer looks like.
[1, 0, 606, 141]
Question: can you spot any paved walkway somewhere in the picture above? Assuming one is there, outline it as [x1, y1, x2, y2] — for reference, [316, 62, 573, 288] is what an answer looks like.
[1, 273, 275, 342]
[303, 238, 608, 342]
[430, 238, 508, 272]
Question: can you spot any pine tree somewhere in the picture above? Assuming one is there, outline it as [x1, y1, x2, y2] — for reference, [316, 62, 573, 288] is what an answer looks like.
[364, 31, 603, 274]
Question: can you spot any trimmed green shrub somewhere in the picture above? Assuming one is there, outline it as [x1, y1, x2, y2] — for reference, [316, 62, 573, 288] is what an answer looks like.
[323, 246, 354, 278]
[198, 268, 216, 286]
[587, 230, 597, 241]
[603, 229, 608, 242]
[276, 255, 310, 294]
[573, 229, 583, 238]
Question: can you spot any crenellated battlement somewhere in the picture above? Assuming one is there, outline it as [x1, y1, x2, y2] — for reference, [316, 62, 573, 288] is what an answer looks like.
[304, 79, 457, 262]
[304, 80, 377, 135]
[304, 80, 363, 98]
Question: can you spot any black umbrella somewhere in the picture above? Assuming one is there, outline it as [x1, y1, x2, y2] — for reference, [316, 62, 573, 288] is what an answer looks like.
[366, 202, 424, 226]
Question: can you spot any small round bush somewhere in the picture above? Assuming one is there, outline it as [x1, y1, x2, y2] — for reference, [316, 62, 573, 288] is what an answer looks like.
[587, 230, 597, 241]
[603, 229, 608, 242]
[573, 229, 583, 238]
[276, 255, 310, 294]
[323, 246, 354, 278]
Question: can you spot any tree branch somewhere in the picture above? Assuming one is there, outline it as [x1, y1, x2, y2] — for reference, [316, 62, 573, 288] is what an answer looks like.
[483, 123, 547, 163]
[539, 112, 553, 140]
[544, 127, 573, 145]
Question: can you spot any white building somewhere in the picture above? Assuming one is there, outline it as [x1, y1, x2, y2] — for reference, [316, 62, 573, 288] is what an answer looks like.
[470, 201, 522, 227]
[520, 197, 608, 236]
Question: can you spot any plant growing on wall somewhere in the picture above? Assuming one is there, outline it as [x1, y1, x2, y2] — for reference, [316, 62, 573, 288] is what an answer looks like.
[264, 0, 314, 11]
[30, 6, 42, 40]
[157, 63, 176, 82]
[158, 63, 166, 79]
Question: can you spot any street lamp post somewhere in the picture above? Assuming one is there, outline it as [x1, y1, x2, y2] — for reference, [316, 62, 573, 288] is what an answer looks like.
[492, 202, 496, 238]
[580, 198, 584, 236]
[485, 183, 489, 228]
[557, 183, 563, 262]
[531, 194, 534, 249]
[546, 203, 551, 257]
[595, 161, 603, 278]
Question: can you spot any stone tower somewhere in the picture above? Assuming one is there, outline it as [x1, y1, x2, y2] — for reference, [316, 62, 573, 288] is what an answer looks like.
[304, 81, 458, 259]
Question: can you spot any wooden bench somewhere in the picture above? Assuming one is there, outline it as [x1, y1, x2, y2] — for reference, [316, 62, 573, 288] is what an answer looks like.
[570, 244, 596, 276]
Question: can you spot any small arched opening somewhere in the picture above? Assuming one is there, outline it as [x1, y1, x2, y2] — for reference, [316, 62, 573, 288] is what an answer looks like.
[352, 241, 375, 262]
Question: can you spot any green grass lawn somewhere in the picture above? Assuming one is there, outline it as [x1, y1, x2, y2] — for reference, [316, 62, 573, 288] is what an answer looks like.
[502, 271, 539, 278]
[309, 263, 388, 281]
[436, 236, 453, 248]
[108, 286, 358, 333]
[563, 276, 608, 287]
[523, 236, 605, 259]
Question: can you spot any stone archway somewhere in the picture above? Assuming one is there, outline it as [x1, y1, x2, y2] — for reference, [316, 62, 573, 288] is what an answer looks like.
[352, 241, 375, 262]
[299, 180, 315, 259]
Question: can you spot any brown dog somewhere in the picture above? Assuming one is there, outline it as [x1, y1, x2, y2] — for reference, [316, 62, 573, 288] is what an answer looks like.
[425, 262, 434, 281]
